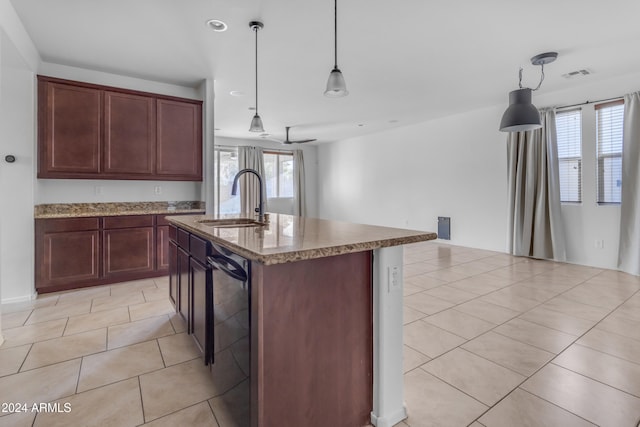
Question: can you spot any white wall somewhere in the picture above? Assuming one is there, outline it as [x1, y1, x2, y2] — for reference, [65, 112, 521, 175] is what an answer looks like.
[317, 71, 640, 270]
[317, 106, 508, 252]
[0, 28, 37, 303]
[215, 136, 319, 218]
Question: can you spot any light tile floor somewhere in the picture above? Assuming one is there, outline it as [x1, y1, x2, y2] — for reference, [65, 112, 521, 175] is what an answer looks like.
[1, 244, 640, 426]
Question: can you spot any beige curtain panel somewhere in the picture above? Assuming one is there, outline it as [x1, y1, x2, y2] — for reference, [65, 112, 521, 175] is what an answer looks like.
[617, 92, 640, 275]
[293, 149, 306, 217]
[506, 109, 567, 261]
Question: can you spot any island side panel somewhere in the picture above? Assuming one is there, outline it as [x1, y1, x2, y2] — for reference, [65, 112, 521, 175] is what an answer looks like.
[251, 251, 373, 427]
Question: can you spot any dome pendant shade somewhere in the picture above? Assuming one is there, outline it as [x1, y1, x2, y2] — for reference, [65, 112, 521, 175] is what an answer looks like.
[499, 88, 542, 132]
[324, 67, 348, 97]
[249, 114, 265, 133]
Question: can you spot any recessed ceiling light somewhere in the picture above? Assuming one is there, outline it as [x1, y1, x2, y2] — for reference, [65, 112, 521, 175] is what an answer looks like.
[259, 133, 271, 138]
[214, 128, 221, 131]
[389, 119, 399, 123]
[230, 91, 245, 97]
[206, 19, 228, 32]
[248, 107, 256, 111]
[357, 124, 365, 127]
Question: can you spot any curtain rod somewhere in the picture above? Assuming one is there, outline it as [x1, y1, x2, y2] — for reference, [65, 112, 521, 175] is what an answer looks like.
[214, 144, 294, 154]
[555, 95, 624, 110]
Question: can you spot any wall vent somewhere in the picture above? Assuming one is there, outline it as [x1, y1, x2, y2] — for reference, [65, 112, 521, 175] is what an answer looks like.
[562, 69, 591, 79]
[438, 217, 450, 240]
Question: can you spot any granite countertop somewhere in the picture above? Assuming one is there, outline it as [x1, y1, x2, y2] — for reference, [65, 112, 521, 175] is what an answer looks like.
[34, 201, 205, 219]
[167, 213, 437, 265]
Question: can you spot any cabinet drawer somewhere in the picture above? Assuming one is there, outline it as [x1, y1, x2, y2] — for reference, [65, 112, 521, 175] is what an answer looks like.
[190, 234, 210, 265]
[37, 217, 100, 233]
[104, 215, 153, 229]
[178, 228, 190, 249]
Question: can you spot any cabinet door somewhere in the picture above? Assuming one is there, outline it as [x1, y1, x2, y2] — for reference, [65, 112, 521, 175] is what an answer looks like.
[38, 80, 101, 177]
[157, 225, 170, 272]
[103, 227, 154, 277]
[35, 218, 101, 291]
[104, 91, 155, 176]
[178, 247, 190, 325]
[156, 99, 202, 180]
[191, 257, 212, 364]
[168, 240, 178, 308]
[39, 230, 101, 289]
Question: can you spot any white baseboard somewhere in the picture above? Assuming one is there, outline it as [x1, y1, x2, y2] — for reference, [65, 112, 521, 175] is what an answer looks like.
[1, 291, 37, 305]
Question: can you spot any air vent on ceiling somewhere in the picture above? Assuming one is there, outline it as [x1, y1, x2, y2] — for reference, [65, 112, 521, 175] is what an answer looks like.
[562, 69, 591, 79]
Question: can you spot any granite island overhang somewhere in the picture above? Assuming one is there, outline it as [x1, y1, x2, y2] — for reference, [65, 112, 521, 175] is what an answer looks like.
[166, 213, 437, 427]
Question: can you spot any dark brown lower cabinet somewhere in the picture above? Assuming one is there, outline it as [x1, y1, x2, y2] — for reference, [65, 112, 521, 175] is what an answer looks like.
[168, 239, 178, 307]
[168, 225, 214, 365]
[35, 212, 200, 293]
[157, 225, 170, 271]
[177, 246, 190, 325]
[190, 257, 212, 363]
[103, 216, 154, 278]
[35, 218, 101, 291]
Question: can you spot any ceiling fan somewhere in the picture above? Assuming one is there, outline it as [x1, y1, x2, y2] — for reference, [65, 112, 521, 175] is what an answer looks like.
[265, 126, 317, 145]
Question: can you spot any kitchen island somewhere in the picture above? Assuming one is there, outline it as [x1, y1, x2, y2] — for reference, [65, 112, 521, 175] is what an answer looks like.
[167, 213, 436, 427]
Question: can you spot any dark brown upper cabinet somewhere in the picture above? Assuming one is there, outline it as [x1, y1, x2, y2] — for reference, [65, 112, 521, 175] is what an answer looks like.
[37, 76, 202, 181]
[104, 91, 156, 176]
[157, 99, 202, 180]
[39, 82, 102, 174]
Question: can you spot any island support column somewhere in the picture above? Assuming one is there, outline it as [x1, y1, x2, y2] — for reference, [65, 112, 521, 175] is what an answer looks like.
[371, 246, 406, 427]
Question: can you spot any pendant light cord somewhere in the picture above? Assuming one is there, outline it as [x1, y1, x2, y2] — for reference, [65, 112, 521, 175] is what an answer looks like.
[333, 0, 338, 68]
[518, 63, 546, 91]
[254, 26, 259, 114]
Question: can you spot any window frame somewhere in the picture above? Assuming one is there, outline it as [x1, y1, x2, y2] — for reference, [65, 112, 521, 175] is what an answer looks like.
[213, 146, 239, 216]
[555, 108, 583, 204]
[263, 150, 294, 199]
[595, 99, 624, 205]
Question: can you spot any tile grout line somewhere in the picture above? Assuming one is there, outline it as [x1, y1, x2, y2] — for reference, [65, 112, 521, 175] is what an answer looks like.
[466, 283, 640, 425]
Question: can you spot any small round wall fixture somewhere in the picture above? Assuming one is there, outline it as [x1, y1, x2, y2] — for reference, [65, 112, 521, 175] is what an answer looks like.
[5, 155, 16, 163]
[206, 19, 228, 32]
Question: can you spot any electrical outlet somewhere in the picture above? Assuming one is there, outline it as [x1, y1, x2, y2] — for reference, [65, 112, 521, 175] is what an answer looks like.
[388, 266, 401, 292]
[594, 239, 604, 249]
[94, 186, 104, 196]
[154, 185, 162, 195]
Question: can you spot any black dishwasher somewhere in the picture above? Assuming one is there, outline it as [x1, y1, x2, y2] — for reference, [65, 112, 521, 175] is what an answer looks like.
[207, 243, 251, 425]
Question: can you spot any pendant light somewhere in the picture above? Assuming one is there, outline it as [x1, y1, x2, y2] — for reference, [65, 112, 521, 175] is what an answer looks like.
[249, 21, 265, 132]
[324, 0, 348, 97]
[499, 52, 558, 132]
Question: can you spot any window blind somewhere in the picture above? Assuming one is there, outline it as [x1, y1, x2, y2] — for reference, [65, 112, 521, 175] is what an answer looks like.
[596, 101, 624, 204]
[556, 109, 582, 203]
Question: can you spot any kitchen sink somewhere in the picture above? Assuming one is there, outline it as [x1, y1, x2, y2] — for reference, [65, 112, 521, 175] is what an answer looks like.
[197, 218, 266, 228]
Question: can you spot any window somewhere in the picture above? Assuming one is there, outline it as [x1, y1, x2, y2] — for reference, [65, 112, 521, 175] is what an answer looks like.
[213, 147, 240, 215]
[556, 109, 582, 203]
[263, 151, 294, 198]
[596, 101, 624, 204]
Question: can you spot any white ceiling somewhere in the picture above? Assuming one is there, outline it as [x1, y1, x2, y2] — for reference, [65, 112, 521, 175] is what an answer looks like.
[9, 0, 640, 143]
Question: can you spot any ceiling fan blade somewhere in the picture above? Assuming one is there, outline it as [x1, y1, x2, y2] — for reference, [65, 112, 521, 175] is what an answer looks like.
[290, 139, 317, 144]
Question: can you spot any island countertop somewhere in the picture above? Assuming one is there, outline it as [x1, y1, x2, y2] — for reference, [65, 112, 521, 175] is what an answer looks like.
[166, 213, 437, 265]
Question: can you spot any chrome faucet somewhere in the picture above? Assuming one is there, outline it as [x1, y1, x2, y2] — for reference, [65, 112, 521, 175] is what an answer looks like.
[231, 168, 266, 222]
